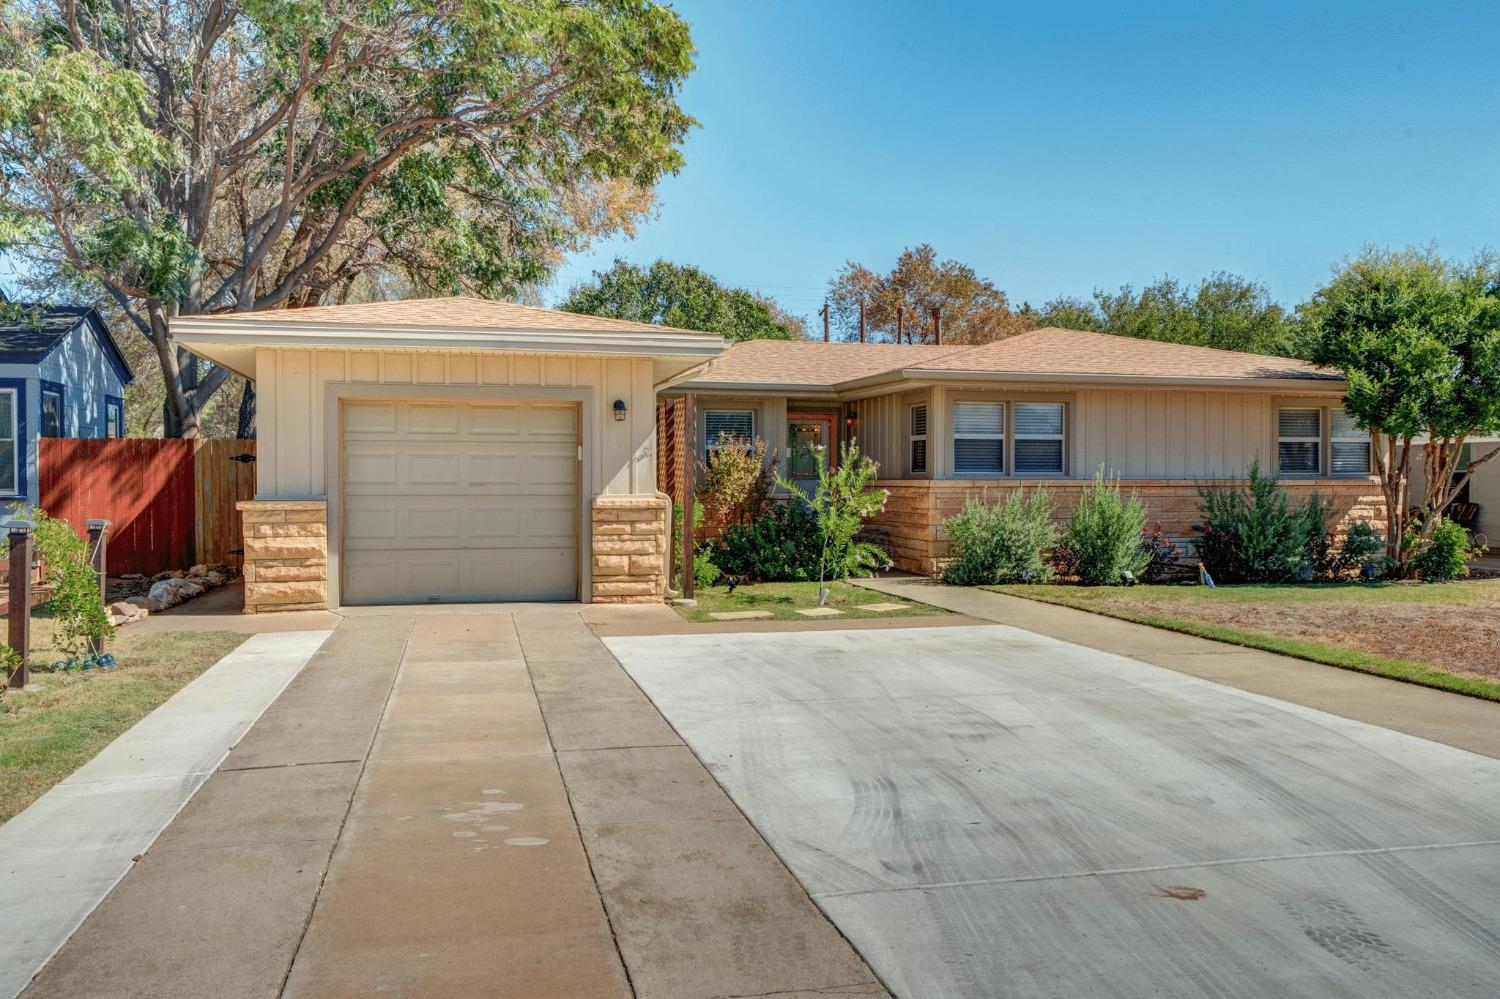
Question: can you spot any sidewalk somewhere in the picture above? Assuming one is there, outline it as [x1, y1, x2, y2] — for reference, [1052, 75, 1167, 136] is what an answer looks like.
[854, 575, 1500, 760]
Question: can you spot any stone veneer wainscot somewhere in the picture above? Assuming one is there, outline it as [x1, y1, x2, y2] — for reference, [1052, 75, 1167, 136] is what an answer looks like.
[238, 499, 329, 613]
[591, 495, 669, 603]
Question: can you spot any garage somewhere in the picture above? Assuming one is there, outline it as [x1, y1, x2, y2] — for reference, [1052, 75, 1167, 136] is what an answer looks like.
[341, 398, 579, 604]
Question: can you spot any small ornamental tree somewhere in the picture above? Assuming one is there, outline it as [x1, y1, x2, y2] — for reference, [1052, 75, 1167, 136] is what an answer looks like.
[777, 440, 890, 596]
[1303, 249, 1500, 573]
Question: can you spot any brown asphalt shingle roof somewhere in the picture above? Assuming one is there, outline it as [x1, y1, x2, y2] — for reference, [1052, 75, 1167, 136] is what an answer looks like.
[184, 296, 707, 336]
[692, 327, 1339, 388]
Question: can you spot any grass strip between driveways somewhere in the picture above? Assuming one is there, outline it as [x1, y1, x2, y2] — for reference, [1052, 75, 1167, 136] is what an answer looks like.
[675, 579, 951, 623]
[0, 630, 249, 823]
[988, 585, 1500, 704]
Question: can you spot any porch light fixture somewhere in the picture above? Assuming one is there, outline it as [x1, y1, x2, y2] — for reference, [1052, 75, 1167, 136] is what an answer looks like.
[613, 399, 627, 422]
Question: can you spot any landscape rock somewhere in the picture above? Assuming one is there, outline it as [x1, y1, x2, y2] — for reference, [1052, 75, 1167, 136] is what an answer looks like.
[108, 613, 129, 627]
[126, 595, 165, 613]
[148, 577, 204, 608]
[108, 600, 137, 617]
[188, 564, 211, 577]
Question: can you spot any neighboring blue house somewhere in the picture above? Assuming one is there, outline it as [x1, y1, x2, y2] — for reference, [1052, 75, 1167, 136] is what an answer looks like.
[0, 294, 134, 505]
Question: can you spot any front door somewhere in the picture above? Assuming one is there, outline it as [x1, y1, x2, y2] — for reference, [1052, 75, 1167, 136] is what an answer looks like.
[786, 413, 836, 492]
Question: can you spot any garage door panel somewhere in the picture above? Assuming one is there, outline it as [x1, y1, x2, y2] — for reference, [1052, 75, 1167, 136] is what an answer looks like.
[406, 403, 462, 435]
[342, 400, 580, 604]
[406, 452, 463, 485]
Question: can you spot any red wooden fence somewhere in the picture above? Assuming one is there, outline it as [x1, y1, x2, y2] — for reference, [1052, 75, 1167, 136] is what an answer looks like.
[39, 439, 197, 575]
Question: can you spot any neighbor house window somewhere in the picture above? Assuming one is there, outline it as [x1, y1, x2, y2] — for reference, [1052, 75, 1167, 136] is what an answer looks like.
[1329, 410, 1371, 476]
[953, 401, 1005, 476]
[0, 389, 15, 495]
[105, 398, 123, 439]
[1277, 408, 1321, 475]
[1013, 403, 1066, 475]
[909, 404, 928, 474]
[41, 385, 63, 438]
[703, 409, 754, 460]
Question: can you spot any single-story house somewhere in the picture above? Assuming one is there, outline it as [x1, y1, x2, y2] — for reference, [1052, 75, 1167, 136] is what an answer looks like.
[175, 298, 721, 611]
[658, 328, 1389, 574]
[0, 296, 134, 505]
[179, 297, 1405, 611]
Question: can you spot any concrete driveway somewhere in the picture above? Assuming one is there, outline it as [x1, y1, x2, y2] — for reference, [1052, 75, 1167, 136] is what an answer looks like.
[605, 624, 1500, 998]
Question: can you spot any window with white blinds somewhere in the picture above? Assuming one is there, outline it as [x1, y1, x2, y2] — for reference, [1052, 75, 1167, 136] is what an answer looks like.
[704, 410, 753, 444]
[909, 404, 928, 474]
[1013, 403, 1065, 475]
[1330, 410, 1371, 475]
[953, 401, 1005, 475]
[1278, 408, 1321, 475]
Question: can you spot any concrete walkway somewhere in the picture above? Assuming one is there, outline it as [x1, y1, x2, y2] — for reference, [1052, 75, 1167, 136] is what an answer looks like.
[26, 608, 882, 999]
[854, 575, 1500, 759]
[1, 629, 333, 999]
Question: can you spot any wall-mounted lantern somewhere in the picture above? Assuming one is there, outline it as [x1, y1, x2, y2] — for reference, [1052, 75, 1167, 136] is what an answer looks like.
[613, 399, 627, 422]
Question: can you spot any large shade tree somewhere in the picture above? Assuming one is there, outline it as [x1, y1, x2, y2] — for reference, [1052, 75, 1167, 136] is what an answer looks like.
[562, 259, 803, 341]
[826, 244, 1028, 345]
[1302, 248, 1500, 572]
[0, 0, 695, 436]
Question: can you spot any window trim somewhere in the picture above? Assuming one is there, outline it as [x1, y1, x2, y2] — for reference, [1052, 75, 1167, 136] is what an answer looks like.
[908, 403, 928, 476]
[40, 380, 65, 438]
[1276, 406, 1323, 477]
[0, 380, 24, 498]
[104, 395, 125, 439]
[952, 399, 1008, 478]
[1012, 401, 1068, 477]
[948, 393, 1072, 479]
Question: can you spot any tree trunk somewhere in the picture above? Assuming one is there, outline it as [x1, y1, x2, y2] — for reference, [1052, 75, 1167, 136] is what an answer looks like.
[236, 382, 257, 440]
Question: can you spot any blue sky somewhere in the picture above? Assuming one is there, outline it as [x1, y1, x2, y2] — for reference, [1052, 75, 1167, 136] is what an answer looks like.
[547, 0, 1499, 322]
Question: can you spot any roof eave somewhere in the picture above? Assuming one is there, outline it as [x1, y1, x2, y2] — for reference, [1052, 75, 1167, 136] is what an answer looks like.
[174, 319, 725, 367]
[900, 369, 1347, 391]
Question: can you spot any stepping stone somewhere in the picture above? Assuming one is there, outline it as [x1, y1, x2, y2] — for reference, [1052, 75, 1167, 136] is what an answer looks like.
[708, 610, 774, 621]
[794, 607, 844, 617]
[855, 602, 911, 613]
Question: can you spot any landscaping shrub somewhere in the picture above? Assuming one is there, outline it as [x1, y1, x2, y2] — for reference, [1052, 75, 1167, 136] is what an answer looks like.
[3, 509, 113, 658]
[1407, 517, 1482, 581]
[693, 548, 722, 589]
[1058, 468, 1150, 585]
[1194, 460, 1322, 583]
[698, 435, 776, 538]
[1137, 523, 1183, 583]
[776, 440, 891, 586]
[711, 501, 821, 581]
[1334, 521, 1388, 579]
[942, 488, 1058, 585]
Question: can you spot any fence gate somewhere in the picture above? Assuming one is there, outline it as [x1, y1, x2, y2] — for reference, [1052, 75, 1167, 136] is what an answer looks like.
[194, 439, 257, 567]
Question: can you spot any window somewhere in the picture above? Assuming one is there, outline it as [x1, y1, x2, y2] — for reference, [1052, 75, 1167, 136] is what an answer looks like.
[1013, 403, 1065, 475]
[41, 385, 63, 438]
[0, 389, 15, 495]
[105, 398, 123, 439]
[1329, 410, 1370, 476]
[1277, 408, 1321, 475]
[703, 409, 754, 460]
[909, 404, 928, 474]
[953, 401, 1005, 476]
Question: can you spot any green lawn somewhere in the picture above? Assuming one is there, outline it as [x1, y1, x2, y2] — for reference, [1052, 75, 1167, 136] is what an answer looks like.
[988, 580, 1500, 701]
[674, 579, 950, 623]
[0, 629, 248, 823]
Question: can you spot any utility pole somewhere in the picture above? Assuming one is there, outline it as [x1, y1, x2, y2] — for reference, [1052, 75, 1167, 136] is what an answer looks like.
[932, 306, 943, 346]
[896, 306, 905, 344]
[858, 300, 866, 344]
[820, 302, 830, 342]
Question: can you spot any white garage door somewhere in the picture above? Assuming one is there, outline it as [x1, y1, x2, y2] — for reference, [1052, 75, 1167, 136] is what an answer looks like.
[341, 399, 579, 604]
